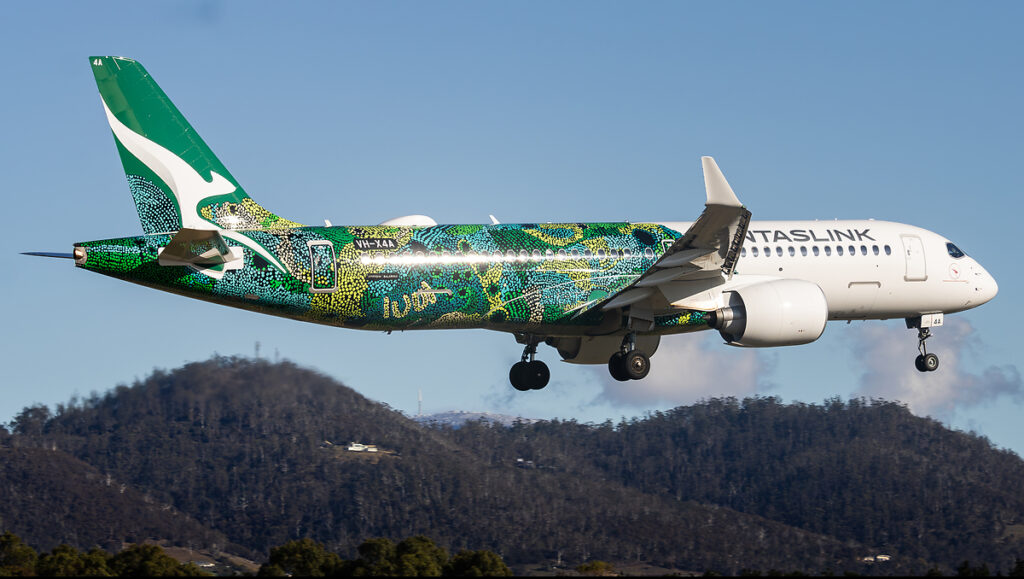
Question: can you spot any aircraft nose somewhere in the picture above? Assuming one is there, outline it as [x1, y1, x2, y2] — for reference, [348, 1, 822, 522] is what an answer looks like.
[973, 263, 998, 305]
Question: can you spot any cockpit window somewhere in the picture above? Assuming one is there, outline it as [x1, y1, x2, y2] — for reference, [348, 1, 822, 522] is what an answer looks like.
[946, 243, 966, 259]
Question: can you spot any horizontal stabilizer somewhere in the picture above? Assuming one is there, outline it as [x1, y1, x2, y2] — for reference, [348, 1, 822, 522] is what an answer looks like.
[158, 228, 243, 268]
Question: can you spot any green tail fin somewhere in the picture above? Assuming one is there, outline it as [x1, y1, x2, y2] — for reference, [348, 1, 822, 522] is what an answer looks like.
[90, 56, 301, 233]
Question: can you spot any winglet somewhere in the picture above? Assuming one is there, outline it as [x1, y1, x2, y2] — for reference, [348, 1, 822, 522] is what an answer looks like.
[702, 156, 743, 208]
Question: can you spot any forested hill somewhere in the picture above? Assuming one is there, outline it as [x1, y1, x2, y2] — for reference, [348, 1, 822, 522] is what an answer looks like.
[447, 397, 1024, 571]
[0, 446, 232, 555]
[3, 356, 1024, 575]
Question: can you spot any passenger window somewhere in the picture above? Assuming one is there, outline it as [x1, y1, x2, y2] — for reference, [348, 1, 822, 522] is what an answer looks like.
[505, 250, 516, 261]
[596, 249, 606, 259]
[557, 249, 567, 260]
[788, 247, 795, 256]
[825, 246, 832, 256]
[860, 245, 866, 255]
[570, 249, 581, 259]
[872, 245, 879, 256]
[884, 245, 892, 255]
[775, 247, 783, 257]
[545, 249, 554, 260]
[800, 246, 807, 256]
[623, 248, 632, 258]
[837, 246, 844, 256]
[532, 249, 542, 261]
[849, 245, 856, 256]
[583, 250, 593, 259]
[741, 248, 747, 257]
[812, 246, 819, 256]
[763, 246, 770, 256]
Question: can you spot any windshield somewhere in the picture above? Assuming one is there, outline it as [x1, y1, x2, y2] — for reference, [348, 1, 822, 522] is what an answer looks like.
[946, 242, 966, 259]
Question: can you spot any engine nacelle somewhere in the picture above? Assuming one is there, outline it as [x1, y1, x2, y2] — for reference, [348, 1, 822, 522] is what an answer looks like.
[550, 335, 660, 365]
[710, 279, 827, 347]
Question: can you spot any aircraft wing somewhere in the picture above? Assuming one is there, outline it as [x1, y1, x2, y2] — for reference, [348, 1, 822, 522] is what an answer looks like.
[599, 157, 751, 315]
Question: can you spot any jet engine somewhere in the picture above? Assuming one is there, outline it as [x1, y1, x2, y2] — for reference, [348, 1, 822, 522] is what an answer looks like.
[710, 279, 827, 347]
[549, 335, 661, 364]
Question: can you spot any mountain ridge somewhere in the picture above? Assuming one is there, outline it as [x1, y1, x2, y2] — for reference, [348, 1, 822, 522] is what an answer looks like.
[3, 356, 1023, 574]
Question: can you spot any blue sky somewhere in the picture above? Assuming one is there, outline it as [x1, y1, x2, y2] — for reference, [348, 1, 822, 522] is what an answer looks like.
[3, 1, 1022, 453]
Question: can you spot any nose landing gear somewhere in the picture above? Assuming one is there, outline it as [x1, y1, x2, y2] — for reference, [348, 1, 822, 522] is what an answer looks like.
[907, 315, 942, 373]
[509, 338, 550, 391]
[914, 328, 940, 372]
[608, 333, 651, 381]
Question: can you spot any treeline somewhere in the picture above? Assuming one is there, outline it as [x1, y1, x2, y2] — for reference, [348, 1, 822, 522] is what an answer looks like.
[0, 532, 207, 576]
[257, 536, 510, 576]
[4, 356, 1024, 575]
[0, 531, 512, 577]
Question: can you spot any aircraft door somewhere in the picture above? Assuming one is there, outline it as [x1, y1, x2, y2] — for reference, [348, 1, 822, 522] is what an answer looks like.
[900, 235, 927, 281]
[308, 241, 337, 293]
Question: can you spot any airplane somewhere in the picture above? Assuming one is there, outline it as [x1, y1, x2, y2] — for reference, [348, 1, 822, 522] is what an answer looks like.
[26, 56, 999, 391]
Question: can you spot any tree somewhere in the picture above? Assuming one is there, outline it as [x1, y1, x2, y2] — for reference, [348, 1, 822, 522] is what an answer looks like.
[0, 532, 38, 576]
[257, 538, 341, 577]
[81, 548, 115, 577]
[395, 536, 448, 577]
[443, 550, 512, 577]
[349, 538, 398, 576]
[37, 544, 111, 577]
[10, 404, 52, 437]
[108, 544, 207, 577]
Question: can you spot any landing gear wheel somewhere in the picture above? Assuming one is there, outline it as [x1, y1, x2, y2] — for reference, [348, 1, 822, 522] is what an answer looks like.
[915, 355, 927, 373]
[608, 353, 630, 382]
[525, 360, 550, 390]
[509, 361, 531, 391]
[922, 353, 939, 372]
[623, 351, 650, 380]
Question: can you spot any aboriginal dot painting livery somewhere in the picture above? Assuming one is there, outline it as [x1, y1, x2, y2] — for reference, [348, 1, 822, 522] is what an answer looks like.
[28, 56, 998, 392]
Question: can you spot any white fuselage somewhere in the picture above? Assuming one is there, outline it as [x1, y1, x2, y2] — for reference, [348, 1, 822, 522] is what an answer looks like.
[659, 219, 998, 320]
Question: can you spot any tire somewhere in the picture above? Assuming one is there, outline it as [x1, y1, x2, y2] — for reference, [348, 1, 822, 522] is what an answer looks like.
[623, 351, 651, 380]
[914, 354, 927, 373]
[608, 353, 630, 382]
[923, 353, 939, 372]
[509, 361, 531, 391]
[526, 361, 550, 390]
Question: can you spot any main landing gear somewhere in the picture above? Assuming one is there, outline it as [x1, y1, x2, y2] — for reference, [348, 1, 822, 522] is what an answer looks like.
[509, 339, 550, 391]
[907, 315, 942, 373]
[608, 333, 651, 382]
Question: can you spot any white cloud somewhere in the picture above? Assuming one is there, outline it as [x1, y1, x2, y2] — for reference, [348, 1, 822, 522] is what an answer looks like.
[593, 331, 768, 407]
[848, 317, 1022, 419]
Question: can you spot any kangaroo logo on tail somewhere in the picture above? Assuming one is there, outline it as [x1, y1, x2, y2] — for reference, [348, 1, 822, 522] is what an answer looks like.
[90, 56, 301, 234]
